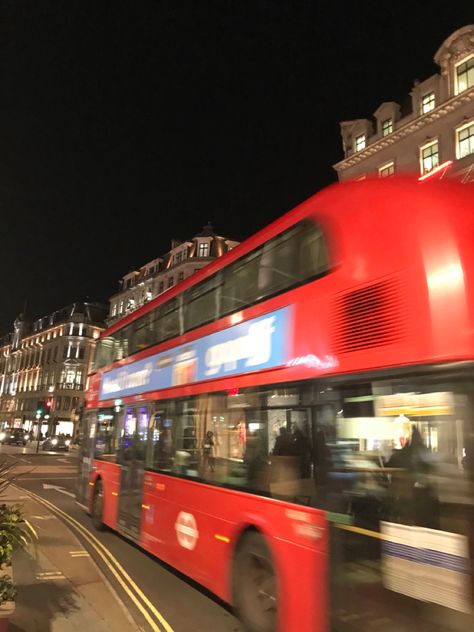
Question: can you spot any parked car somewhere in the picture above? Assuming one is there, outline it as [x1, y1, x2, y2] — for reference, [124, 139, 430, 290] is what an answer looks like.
[42, 435, 71, 452]
[0, 428, 30, 446]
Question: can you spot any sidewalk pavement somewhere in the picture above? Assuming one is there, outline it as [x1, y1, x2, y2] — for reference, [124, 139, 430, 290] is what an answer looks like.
[1, 488, 139, 632]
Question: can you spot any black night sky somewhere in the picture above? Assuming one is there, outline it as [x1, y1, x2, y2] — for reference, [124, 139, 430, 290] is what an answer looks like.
[1, 1, 472, 332]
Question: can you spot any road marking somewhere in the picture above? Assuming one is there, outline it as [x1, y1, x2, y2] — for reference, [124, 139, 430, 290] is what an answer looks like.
[36, 571, 65, 581]
[42, 484, 75, 498]
[17, 486, 174, 632]
[19, 476, 77, 480]
[31, 514, 57, 521]
[69, 550, 90, 558]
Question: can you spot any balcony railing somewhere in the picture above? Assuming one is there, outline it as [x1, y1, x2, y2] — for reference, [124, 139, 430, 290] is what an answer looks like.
[56, 382, 84, 391]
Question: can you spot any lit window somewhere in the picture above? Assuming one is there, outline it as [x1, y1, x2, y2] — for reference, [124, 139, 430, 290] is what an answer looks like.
[378, 162, 395, 178]
[111, 303, 117, 317]
[420, 140, 439, 175]
[421, 92, 435, 114]
[354, 134, 366, 152]
[119, 301, 124, 314]
[456, 122, 474, 159]
[381, 119, 393, 136]
[455, 56, 474, 94]
[198, 243, 209, 258]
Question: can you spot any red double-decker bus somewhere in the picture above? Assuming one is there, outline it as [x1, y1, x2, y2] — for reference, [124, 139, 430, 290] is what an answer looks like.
[78, 177, 474, 632]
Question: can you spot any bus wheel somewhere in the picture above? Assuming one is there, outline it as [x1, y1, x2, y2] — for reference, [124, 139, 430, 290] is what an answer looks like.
[91, 480, 105, 531]
[233, 532, 277, 632]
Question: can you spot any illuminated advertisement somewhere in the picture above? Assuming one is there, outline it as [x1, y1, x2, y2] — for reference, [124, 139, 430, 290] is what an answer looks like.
[99, 306, 291, 401]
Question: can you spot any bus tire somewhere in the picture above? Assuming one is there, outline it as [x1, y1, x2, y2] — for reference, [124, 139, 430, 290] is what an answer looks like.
[91, 479, 106, 531]
[233, 531, 278, 632]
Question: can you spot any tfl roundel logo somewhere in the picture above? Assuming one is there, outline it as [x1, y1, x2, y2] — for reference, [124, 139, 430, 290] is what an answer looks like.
[175, 511, 199, 550]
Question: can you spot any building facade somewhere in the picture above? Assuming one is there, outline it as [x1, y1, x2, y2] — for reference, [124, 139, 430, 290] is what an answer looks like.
[0, 302, 107, 437]
[107, 224, 239, 324]
[334, 25, 474, 182]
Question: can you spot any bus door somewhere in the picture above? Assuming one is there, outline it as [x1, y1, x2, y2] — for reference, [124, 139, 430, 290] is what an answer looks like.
[117, 405, 150, 540]
[76, 409, 97, 506]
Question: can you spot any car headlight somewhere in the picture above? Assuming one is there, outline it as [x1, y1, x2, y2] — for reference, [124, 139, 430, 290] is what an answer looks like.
[65, 439, 71, 446]
[51, 438, 58, 446]
[24, 434, 29, 441]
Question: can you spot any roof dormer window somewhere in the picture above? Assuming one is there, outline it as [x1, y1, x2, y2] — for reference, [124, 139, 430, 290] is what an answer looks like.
[421, 92, 435, 114]
[198, 242, 209, 258]
[381, 119, 393, 137]
[455, 56, 474, 94]
[354, 134, 366, 152]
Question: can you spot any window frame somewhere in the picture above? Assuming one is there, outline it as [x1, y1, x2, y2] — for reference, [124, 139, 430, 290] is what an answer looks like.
[419, 139, 440, 175]
[455, 120, 474, 160]
[378, 161, 395, 178]
[381, 118, 393, 137]
[354, 134, 366, 152]
[420, 92, 436, 115]
[454, 55, 474, 95]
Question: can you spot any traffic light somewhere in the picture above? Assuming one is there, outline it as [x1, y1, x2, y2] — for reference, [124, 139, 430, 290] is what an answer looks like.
[36, 400, 44, 416]
[45, 399, 52, 410]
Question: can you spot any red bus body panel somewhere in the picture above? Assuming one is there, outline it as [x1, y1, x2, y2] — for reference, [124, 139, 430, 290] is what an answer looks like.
[91, 462, 327, 632]
[85, 178, 474, 632]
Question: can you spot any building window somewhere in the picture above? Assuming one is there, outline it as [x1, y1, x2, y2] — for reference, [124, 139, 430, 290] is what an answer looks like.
[174, 252, 182, 265]
[158, 281, 164, 294]
[455, 56, 474, 94]
[198, 243, 209, 258]
[378, 162, 395, 178]
[421, 92, 435, 114]
[456, 122, 474, 159]
[381, 119, 393, 136]
[178, 272, 184, 282]
[420, 140, 439, 175]
[167, 277, 174, 289]
[354, 134, 366, 152]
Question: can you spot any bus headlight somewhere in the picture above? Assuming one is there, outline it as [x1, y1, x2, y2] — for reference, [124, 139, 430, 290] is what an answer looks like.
[51, 438, 58, 446]
[24, 434, 29, 441]
[65, 440, 71, 446]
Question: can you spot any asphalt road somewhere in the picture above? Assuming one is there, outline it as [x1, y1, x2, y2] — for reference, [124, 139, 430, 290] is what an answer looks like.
[0, 444, 242, 632]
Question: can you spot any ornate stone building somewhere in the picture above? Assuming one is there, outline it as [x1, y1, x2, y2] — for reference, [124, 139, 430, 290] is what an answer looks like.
[334, 25, 474, 182]
[107, 224, 239, 324]
[0, 302, 106, 437]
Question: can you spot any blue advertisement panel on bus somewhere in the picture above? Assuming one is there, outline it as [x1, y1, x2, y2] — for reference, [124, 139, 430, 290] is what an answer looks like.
[98, 306, 291, 401]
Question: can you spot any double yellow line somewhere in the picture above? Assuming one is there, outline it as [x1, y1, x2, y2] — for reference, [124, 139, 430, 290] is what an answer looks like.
[16, 485, 174, 632]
